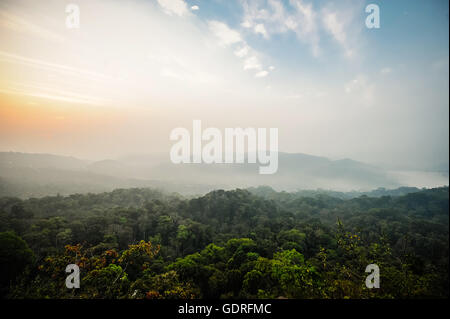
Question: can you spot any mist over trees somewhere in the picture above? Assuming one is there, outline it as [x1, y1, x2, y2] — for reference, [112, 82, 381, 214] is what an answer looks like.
[2, 152, 448, 199]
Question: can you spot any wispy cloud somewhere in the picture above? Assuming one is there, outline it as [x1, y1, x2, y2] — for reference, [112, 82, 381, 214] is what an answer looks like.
[255, 70, 269, 78]
[239, 0, 360, 58]
[0, 51, 119, 106]
[208, 21, 243, 47]
[321, 4, 358, 59]
[157, 0, 189, 17]
[254, 23, 268, 38]
[234, 45, 250, 58]
[240, 0, 321, 57]
[208, 20, 272, 78]
[0, 9, 66, 43]
[289, 0, 320, 56]
[0, 51, 113, 82]
[243, 56, 262, 71]
[0, 82, 108, 105]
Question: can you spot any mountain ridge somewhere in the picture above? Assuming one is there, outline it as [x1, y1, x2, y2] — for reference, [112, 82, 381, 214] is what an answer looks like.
[0, 151, 446, 198]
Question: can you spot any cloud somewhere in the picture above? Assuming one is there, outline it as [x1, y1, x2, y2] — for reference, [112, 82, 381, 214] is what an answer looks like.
[243, 56, 262, 71]
[241, 20, 252, 28]
[323, 13, 345, 45]
[0, 51, 112, 82]
[208, 20, 243, 47]
[0, 10, 66, 44]
[157, 0, 189, 17]
[208, 20, 271, 78]
[255, 70, 268, 78]
[191, 5, 199, 11]
[321, 2, 362, 59]
[234, 46, 249, 58]
[322, 11, 353, 58]
[239, 0, 361, 59]
[254, 24, 268, 38]
[240, 0, 321, 57]
[0, 82, 108, 105]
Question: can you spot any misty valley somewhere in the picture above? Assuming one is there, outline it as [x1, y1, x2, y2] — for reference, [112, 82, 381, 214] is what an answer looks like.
[0, 152, 448, 299]
[1, 152, 448, 199]
[0, 0, 448, 305]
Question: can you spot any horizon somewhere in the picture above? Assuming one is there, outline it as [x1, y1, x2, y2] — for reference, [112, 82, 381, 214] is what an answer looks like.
[1, 149, 448, 193]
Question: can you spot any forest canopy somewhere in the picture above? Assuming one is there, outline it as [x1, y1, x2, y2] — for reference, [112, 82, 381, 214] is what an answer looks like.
[0, 186, 448, 299]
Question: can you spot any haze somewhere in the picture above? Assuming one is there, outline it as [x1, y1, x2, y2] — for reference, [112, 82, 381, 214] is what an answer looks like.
[0, 0, 448, 172]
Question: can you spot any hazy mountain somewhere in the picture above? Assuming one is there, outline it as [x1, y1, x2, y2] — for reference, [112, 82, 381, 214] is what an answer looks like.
[131, 152, 401, 191]
[0, 151, 413, 198]
[2, 151, 448, 198]
[0, 152, 88, 170]
[0, 152, 221, 198]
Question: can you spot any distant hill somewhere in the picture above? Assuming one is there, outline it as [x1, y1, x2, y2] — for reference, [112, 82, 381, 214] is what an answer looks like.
[0, 151, 444, 198]
[0, 152, 216, 198]
[0, 152, 87, 170]
[135, 152, 400, 191]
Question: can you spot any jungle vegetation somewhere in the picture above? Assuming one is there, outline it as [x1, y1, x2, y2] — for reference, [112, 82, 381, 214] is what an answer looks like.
[0, 186, 448, 299]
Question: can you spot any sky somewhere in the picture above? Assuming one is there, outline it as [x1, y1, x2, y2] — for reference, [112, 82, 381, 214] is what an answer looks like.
[0, 0, 448, 170]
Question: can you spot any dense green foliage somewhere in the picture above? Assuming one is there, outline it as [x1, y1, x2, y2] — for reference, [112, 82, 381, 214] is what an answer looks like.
[0, 186, 448, 298]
